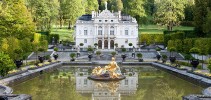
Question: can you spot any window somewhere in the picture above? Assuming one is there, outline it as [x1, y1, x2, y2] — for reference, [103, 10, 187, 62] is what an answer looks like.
[125, 30, 128, 35]
[125, 79, 128, 85]
[111, 20, 113, 22]
[105, 20, 108, 22]
[84, 79, 87, 85]
[84, 30, 88, 35]
[84, 39, 87, 43]
[98, 26, 102, 35]
[99, 20, 102, 22]
[110, 26, 114, 35]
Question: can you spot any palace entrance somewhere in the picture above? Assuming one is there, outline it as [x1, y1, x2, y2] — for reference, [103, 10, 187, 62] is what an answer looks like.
[104, 40, 108, 49]
[98, 40, 102, 49]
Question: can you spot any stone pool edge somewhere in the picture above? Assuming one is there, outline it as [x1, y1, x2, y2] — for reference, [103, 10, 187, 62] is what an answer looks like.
[1, 61, 211, 99]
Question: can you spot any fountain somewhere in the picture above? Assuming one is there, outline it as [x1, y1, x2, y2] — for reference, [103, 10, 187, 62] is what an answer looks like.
[88, 57, 126, 81]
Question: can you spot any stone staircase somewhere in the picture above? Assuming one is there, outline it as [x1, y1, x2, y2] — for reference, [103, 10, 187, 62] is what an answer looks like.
[159, 51, 184, 60]
[28, 51, 53, 60]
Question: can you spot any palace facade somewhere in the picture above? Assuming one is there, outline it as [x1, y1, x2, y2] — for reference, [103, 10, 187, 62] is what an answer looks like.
[74, 6, 138, 49]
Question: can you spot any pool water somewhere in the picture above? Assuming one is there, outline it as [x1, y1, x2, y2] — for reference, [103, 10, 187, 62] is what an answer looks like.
[10, 65, 203, 100]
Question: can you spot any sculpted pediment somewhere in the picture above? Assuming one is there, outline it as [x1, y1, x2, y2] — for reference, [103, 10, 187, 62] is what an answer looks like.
[98, 10, 115, 18]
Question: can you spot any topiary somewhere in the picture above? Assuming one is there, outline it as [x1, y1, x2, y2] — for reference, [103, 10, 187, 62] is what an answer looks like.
[96, 51, 101, 55]
[111, 52, 116, 56]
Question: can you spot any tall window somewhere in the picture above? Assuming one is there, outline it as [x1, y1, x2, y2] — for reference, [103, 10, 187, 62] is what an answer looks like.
[84, 39, 87, 43]
[98, 26, 102, 35]
[125, 79, 128, 85]
[110, 26, 114, 35]
[84, 30, 88, 35]
[84, 79, 87, 85]
[125, 30, 128, 35]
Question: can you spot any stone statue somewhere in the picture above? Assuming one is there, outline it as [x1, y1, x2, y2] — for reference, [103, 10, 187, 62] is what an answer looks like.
[91, 57, 122, 79]
[105, 1, 107, 10]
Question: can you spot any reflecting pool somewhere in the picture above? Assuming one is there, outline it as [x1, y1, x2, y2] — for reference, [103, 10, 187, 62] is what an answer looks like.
[10, 65, 203, 100]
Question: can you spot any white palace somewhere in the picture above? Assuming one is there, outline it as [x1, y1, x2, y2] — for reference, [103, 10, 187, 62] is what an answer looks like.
[74, 3, 138, 49]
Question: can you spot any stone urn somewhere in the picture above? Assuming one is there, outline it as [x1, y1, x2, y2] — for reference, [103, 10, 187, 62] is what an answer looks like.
[121, 54, 126, 62]
[88, 54, 93, 61]
[38, 56, 44, 63]
[191, 59, 199, 69]
[71, 59, 75, 61]
[169, 56, 176, 63]
[156, 55, 161, 61]
[14, 60, 23, 68]
[53, 54, 59, 60]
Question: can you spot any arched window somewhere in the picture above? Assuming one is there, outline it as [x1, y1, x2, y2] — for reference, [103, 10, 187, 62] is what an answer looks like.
[98, 26, 102, 35]
[110, 26, 114, 35]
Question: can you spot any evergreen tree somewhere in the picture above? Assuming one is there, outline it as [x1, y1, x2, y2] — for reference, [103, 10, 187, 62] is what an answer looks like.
[193, 0, 209, 37]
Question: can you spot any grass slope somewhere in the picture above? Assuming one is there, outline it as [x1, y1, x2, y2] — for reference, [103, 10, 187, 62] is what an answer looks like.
[51, 27, 74, 42]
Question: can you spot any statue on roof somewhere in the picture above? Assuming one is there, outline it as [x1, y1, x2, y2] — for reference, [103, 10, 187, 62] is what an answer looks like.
[105, 1, 107, 10]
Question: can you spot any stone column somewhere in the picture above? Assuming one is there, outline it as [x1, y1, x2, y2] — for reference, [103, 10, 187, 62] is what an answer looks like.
[108, 25, 110, 49]
[102, 38, 104, 49]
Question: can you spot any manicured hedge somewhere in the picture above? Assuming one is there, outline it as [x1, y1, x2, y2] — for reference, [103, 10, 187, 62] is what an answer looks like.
[166, 38, 211, 55]
[140, 34, 164, 44]
[49, 34, 60, 44]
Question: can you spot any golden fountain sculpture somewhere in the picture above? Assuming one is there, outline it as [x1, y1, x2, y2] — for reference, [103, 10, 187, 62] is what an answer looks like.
[88, 57, 126, 81]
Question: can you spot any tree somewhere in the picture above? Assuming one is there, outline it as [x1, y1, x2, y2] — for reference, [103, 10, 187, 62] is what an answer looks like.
[20, 38, 33, 53]
[127, 0, 146, 24]
[40, 40, 48, 55]
[25, 0, 59, 31]
[183, 39, 193, 53]
[63, 0, 85, 29]
[0, 0, 35, 39]
[203, 11, 211, 35]
[116, 0, 123, 11]
[6, 37, 21, 60]
[154, 0, 185, 31]
[0, 52, 16, 76]
[85, 0, 99, 14]
[193, 0, 211, 37]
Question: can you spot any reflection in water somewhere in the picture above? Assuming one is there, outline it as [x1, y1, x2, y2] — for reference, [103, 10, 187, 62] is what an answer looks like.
[75, 67, 138, 100]
[94, 81, 120, 95]
[10, 66, 203, 100]
[152, 79, 184, 100]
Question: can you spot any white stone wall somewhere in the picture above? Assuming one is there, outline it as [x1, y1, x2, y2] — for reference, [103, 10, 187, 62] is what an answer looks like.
[75, 10, 139, 49]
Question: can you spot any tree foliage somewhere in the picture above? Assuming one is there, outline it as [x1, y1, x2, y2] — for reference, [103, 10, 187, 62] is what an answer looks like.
[193, 0, 211, 37]
[154, 0, 185, 31]
[85, 0, 99, 13]
[0, 52, 16, 76]
[0, 0, 35, 39]
[127, 0, 146, 17]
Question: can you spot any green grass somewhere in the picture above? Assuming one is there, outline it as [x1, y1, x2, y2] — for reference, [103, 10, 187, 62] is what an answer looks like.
[51, 27, 74, 41]
[50, 25, 194, 41]
[139, 25, 194, 34]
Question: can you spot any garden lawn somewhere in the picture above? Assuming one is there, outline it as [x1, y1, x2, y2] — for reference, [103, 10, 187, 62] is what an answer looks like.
[51, 27, 74, 42]
[139, 25, 194, 34]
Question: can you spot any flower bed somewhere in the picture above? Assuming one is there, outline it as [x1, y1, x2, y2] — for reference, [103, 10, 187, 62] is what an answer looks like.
[1, 61, 60, 79]
[189, 70, 211, 80]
